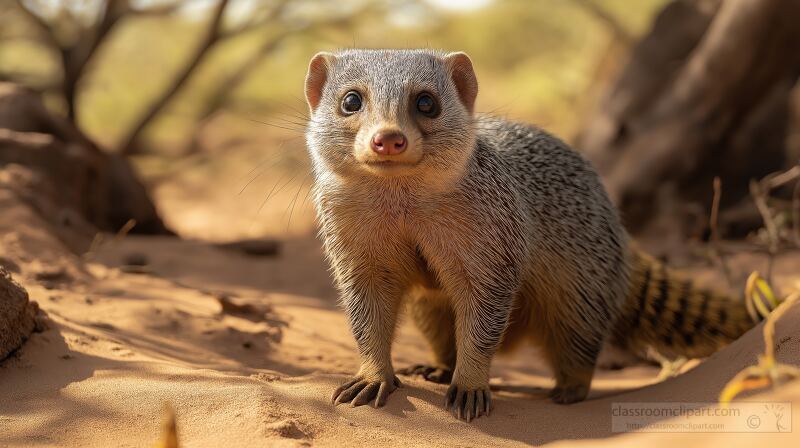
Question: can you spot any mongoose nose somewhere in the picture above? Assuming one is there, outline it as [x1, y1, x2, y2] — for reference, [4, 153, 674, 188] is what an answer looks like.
[371, 131, 407, 155]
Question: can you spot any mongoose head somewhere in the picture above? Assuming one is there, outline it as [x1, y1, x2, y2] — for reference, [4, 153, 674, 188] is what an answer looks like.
[304, 49, 478, 185]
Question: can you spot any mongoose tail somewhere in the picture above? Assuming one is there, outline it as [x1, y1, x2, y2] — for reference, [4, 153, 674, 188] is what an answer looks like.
[613, 248, 770, 359]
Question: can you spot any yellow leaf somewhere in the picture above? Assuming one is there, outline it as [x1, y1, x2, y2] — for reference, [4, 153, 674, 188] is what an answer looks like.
[153, 406, 179, 448]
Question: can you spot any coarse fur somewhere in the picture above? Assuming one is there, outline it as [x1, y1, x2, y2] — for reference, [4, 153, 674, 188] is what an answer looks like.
[303, 49, 766, 422]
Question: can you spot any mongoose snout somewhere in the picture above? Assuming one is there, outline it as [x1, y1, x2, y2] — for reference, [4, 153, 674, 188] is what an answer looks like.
[371, 130, 407, 155]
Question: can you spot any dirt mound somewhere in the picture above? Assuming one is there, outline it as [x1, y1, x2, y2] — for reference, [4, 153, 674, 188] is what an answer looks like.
[0, 267, 39, 360]
[0, 82, 170, 235]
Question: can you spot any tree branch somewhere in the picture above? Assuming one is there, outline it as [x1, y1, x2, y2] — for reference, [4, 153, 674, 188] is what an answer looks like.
[117, 0, 232, 155]
[199, 31, 294, 122]
[14, 0, 134, 121]
[13, 0, 62, 50]
[570, 0, 632, 43]
[60, 0, 130, 120]
[217, 0, 291, 40]
[186, 2, 374, 154]
[128, 0, 183, 16]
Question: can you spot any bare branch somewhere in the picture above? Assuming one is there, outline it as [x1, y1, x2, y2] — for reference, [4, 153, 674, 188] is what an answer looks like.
[709, 176, 733, 287]
[189, 2, 374, 142]
[217, 0, 291, 40]
[762, 164, 800, 190]
[794, 179, 800, 247]
[569, 0, 632, 43]
[750, 179, 778, 284]
[13, 0, 62, 50]
[13, 0, 134, 121]
[128, 0, 183, 16]
[198, 30, 294, 122]
[86, 0, 128, 61]
[757, 164, 800, 249]
[117, 0, 232, 155]
[56, 0, 131, 120]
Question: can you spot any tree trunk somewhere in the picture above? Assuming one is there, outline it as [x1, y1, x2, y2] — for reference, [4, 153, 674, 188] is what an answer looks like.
[576, 0, 800, 238]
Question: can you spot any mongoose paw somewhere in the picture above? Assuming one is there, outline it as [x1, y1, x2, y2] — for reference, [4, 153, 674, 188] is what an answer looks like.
[548, 385, 589, 404]
[397, 364, 453, 384]
[331, 375, 402, 408]
[444, 384, 492, 422]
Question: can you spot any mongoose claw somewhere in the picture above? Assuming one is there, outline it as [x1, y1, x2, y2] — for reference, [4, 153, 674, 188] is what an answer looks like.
[331, 375, 402, 408]
[444, 384, 492, 422]
[396, 364, 453, 384]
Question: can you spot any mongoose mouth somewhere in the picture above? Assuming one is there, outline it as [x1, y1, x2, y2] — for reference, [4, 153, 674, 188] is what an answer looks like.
[363, 160, 419, 167]
[359, 158, 423, 176]
[361, 159, 422, 173]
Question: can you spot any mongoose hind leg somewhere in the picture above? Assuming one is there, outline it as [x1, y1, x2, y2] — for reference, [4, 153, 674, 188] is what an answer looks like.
[397, 364, 453, 384]
[542, 330, 603, 405]
[397, 292, 456, 384]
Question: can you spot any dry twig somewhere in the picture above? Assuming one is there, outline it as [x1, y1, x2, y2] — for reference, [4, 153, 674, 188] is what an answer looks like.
[750, 180, 779, 284]
[719, 273, 799, 406]
[748, 165, 800, 284]
[709, 176, 733, 287]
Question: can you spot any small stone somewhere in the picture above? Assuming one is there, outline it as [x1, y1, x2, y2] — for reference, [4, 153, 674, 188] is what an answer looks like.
[34, 267, 71, 283]
[123, 252, 148, 267]
[119, 265, 151, 274]
[264, 419, 306, 439]
[251, 372, 281, 382]
[218, 239, 281, 257]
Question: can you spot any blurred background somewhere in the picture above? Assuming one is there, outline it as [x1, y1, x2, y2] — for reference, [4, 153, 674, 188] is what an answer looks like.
[1, 0, 798, 261]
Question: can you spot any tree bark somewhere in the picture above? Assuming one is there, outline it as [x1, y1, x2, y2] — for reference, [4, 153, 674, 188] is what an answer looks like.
[576, 0, 800, 237]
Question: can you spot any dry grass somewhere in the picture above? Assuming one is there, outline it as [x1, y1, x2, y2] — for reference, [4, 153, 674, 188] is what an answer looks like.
[719, 272, 800, 406]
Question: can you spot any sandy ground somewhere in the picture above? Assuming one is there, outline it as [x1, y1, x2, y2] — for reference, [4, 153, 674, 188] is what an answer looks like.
[1, 228, 800, 447]
[2, 142, 800, 446]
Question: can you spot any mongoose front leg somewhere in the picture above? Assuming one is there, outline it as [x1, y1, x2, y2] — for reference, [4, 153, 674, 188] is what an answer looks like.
[445, 292, 512, 422]
[331, 280, 404, 408]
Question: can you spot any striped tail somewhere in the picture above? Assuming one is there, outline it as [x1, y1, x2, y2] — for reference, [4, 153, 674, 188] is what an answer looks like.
[612, 248, 775, 359]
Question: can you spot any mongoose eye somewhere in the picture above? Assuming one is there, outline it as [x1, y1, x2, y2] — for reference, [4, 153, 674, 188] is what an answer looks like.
[340, 91, 362, 114]
[416, 93, 439, 118]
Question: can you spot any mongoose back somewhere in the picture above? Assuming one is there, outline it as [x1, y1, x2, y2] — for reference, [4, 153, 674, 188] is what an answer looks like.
[303, 49, 767, 422]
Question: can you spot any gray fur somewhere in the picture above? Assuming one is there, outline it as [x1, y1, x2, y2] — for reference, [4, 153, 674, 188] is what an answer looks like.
[304, 49, 629, 421]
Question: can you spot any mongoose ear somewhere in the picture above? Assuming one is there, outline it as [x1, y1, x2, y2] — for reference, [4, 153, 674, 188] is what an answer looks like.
[305, 52, 335, 112]
[444, 52, 478, 114]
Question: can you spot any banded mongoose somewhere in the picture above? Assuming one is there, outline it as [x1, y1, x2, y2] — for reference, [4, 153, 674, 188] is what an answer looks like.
[303, 49, 766, 422]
